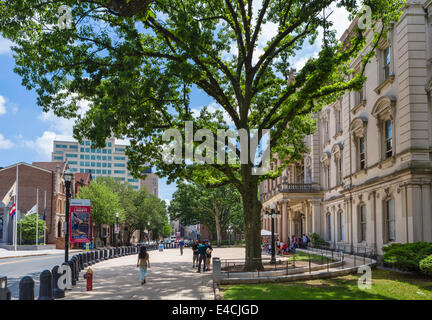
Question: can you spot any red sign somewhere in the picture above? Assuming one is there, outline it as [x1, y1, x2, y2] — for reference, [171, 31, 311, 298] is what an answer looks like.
[70, 199, 91, 243]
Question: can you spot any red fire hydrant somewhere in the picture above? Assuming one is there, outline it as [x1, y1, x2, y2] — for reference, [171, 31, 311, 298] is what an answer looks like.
[84, 268, 93, 291]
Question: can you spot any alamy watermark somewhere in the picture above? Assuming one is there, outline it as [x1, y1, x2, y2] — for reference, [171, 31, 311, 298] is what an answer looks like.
[58, 5, 72, 30]
[161, 121, 271, 175]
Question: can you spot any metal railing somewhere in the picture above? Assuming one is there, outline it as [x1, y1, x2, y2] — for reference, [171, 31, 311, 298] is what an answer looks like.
[220, 249, 343, 279]
[307, 244, 375, 267]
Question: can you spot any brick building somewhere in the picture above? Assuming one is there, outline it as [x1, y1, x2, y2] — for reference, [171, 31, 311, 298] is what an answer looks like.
[0, 162, 92, 248]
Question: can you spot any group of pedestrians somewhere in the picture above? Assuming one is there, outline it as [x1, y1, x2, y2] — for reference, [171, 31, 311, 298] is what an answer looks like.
[135, 238, 214, 286]
[263, 234, 311, 256]
[192, 239, 213, 273]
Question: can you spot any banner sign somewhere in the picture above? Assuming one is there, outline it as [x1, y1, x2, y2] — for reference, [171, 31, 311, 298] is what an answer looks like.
[70, 199, 91, 243]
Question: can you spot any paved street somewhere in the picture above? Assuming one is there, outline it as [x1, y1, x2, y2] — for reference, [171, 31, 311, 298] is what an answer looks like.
[64, 247, 246, 300]
[1, 253, 70, 299]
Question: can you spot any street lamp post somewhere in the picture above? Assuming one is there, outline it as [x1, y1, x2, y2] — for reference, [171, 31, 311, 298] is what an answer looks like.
[227, 226, 233, 247]
[64, 170, 73, 263]
[266, 203, 280, 264]
[115, 213, 119, 247]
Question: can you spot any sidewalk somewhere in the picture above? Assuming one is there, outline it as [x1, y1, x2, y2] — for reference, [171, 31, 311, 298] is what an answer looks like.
[0, 248, 83, 259]
[64, 247, 246, 300]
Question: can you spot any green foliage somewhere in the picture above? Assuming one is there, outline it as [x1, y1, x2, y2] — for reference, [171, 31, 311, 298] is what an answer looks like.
[81, 176, 169, 241]
[382, 242, 432, 272]
[309, 233, 328, 247]
[0, 0, 405, 263]
[169, 182, 243, 245]
[419, 255, 432, 276]
[76, 177, 124, 225]
[163, 219, 172, 238]
[17, 214, 46, 244]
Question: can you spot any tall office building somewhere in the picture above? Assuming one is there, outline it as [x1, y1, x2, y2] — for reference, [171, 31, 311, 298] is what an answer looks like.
[52, 137, 158, 195]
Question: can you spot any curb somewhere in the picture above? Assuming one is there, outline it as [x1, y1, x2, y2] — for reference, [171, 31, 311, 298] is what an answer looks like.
[0, 250, 84, 260]
[0, 254, 50, 260]
[213, 280, 222, 300]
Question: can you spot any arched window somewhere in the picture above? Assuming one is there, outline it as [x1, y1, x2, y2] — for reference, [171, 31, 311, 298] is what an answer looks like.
[350, 117, 368, 171]
[372, 96, 396, 161]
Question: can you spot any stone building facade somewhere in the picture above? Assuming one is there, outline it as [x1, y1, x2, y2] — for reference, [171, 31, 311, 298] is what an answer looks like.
[260, 0, 432, 256]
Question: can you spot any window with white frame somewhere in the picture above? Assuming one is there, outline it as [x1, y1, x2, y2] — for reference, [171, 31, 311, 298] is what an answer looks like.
[359, 205, 367, 242]
[338, 211, 344, 241]
[383, 46, 392, 81]
[385, 198, 396, 243]
[372, 97, 396, 161]
[359, 136, 366, 170]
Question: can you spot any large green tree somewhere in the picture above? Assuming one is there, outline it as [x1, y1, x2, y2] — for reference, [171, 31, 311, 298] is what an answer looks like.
[169, 183, 243, 246]
[0, 0, 404, 270]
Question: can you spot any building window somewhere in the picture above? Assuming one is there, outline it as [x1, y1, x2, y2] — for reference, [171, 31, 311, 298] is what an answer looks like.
[338, 211, 344, 241]
[327, 213, 332, 241]
[383, 47, 392, 80]
[384, 119, 393, 158]
[385, 199, 396, 243]
[335, 105, 342, 134]
[359, 205, 367, 242]
[359, 137, 366, 170]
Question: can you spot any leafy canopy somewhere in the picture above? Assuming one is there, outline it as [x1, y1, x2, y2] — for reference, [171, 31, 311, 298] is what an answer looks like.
[0, 0, 405, 192]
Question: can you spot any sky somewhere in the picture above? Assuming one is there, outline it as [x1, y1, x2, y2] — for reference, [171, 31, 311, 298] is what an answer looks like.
[0, 3, 351, 204]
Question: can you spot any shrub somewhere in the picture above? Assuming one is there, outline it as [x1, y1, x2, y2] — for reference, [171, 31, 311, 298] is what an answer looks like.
[419, 255, 432, 276]
[382, 242, 432, 272]
[309, 233, 328, 247]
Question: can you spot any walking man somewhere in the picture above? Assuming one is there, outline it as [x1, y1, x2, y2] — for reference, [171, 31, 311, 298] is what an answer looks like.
[192, 239, 199, 268]
[197, 240, 207, 273]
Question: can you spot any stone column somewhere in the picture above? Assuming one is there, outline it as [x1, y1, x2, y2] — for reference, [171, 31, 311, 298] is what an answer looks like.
[282, 201, 289, 243]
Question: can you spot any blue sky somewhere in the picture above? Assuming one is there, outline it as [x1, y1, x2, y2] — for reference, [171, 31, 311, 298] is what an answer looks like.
[0, 4, 350, 203]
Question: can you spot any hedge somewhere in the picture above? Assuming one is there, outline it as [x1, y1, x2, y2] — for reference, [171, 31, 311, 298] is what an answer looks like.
[382, 242, 432, 272]
[419, 254, 432, 276]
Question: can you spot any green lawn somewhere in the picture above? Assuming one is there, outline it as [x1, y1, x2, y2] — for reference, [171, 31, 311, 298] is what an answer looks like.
[220, 269, 432, 300]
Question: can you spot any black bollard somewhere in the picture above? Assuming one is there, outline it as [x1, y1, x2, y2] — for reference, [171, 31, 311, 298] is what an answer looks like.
[95, 250, 100, 263]
[83, 252, 88, 267]
[91, 251, 95, 264]
[100, 249, 105, 261]
[72, 257, 79, 281]
[19, 276, 35, 300]
[87, 252, 92, 265]
[51, 266, 65, 299]
[68, 261, 76, 286]
[38, 270, 54, 300]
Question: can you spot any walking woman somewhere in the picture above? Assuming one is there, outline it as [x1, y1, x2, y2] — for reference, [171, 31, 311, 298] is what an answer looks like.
[137, 246, 150, 285]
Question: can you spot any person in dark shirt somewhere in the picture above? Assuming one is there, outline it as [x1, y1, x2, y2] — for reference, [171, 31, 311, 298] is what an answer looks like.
[197, 240, 207, 273]
[192, 239, 199, 268]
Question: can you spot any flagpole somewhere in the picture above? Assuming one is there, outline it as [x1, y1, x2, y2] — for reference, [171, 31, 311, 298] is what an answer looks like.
[14, 164, 18, 251]
[36, 188, 39, 246]
[44, 190, 47, 246]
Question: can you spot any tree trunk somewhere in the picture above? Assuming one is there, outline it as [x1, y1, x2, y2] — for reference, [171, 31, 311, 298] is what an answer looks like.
[242, 183, 263, 271]
[215, 214, 221, 247]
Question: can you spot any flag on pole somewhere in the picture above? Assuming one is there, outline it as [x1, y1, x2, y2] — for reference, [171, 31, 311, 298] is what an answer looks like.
[26, 203, 38, 216]
[1, 181, 16, 207]
[9, 203, 16, 218]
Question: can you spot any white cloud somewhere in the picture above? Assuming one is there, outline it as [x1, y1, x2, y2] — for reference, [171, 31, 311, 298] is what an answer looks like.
[0, 37, 13, 54]
[22, 131, 57, 161]
[0, 95, 6, 115]
[0, 133, 14, 149]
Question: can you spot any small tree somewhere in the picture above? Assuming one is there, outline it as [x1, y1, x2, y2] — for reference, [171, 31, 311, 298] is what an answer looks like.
[17, 214, 46, 245]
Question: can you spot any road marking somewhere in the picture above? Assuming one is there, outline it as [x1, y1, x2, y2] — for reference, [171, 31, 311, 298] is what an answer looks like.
[0, 255, 64, 266]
